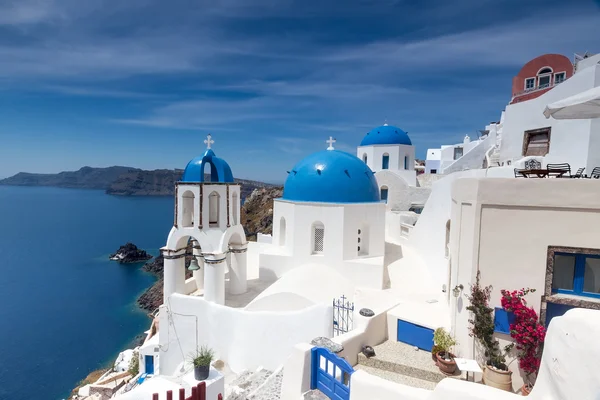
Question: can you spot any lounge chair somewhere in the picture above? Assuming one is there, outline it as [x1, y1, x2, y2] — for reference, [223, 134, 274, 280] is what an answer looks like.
[571, 167, 585, 178]
[588, 167, 600, 179]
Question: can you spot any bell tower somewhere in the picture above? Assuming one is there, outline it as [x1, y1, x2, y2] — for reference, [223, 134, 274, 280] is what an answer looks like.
[163, 134, 247, 305]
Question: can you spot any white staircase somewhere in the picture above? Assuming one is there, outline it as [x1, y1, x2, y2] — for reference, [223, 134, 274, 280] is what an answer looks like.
[226, 366, 283, 400]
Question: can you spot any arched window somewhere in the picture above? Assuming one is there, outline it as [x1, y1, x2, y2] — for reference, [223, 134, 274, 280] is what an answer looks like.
[404, 156, 409, 170]
[279, 217, 287, 246]
[382, 153, 390, 169]
[312, 221, 325, 254]
[445, 220, 451, 258]
[181, 190, 195, 227]
[380, 186, 389, 204]
[537, 67, 553, 88]
[358, 224, 369, 256]
[362, 153, 368, 164]
[232, 192, 239, 225]
[209, 191, 220, 227]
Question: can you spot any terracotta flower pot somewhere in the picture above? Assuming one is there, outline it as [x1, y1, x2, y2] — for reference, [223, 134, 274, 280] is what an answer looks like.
[435, 352, 457, 375]
[521, 383, 532, 396]
[483, 365, 513, 392]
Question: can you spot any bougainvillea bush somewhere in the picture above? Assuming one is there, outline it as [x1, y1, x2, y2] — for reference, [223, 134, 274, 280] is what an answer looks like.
[500, 288, 546, 384]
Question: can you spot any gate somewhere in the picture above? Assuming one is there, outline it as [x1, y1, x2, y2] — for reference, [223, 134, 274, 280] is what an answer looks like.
[310, 347, 354, 400]
[332, 295, 354, 336]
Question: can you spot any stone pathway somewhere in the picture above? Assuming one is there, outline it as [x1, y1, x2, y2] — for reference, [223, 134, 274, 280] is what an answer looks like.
[249, 368, 284, 400]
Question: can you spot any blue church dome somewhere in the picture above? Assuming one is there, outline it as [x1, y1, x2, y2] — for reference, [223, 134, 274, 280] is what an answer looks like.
[360, 124, 412, 146]
[181, 149, 234, 183]
[283, 150, 380, 203]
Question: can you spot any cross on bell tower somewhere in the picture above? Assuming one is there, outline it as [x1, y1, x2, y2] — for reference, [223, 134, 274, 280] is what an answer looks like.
[204, 134, 214, 149]
[326, 136, 336, 151]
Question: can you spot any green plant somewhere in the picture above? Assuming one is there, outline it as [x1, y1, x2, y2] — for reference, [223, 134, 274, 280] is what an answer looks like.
[466, 272, 511, 370]
[128, 351, 139, 376]
[191, 346, 214, 368]
[434, 328, 458, 359]
[431, 344, 443, 356]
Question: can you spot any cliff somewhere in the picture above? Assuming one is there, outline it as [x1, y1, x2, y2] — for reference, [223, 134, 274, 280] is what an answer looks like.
[0, 166, 138, 189]
[241, 186, 283, 240]
[0, 166, 272, 197]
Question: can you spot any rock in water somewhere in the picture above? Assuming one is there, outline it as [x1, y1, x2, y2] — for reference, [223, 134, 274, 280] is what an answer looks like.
[109, 242, 152, 263]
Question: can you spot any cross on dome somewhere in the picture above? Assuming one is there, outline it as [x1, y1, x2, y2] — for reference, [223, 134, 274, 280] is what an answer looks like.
[204, 134, 214, 149]
[326, 136, 336, 150]
[383, 118, 389, 126]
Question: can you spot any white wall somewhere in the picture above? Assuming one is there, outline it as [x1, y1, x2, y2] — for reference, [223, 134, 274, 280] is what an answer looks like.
[375, 171, 431, 212]
[159, 294, 331, 374]
[262, 200, 386, 289]
[399, 168, 514, 301]
[350, 370, 430, 400]
[450, 178, 600, 390]
[500, 64, 600, 171]
[442, 133, 496, 175]
[357, 144, 415, 175]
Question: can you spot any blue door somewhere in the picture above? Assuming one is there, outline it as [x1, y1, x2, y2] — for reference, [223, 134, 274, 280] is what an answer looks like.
[311, 347, 354, 400]
[397, 319, 434, 351]
[145, 355, 154, 375]
[546, 302, 576, 326]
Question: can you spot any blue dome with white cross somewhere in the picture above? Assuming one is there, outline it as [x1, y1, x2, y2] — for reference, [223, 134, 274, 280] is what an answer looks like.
[360, 124, 412, 146]
[181, 136, 234, 183]
[283, 149, 380, 203]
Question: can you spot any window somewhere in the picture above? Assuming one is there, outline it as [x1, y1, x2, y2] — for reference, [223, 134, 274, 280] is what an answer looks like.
[453, 147, 463, 160]
[181, 190, 195, 227]
[382, 154, 390, 170]
[362, 153, 367, 164]
[430, 169, 437, 174]
[279, 217, 286, 246]
[537, 67, 553, 89]
[522, 127, 551, 157]
[525, 78, 535, 90]
[404, 156, 409, 170]
[380, 186, 388, 203]
[552, 252, 600, 298]
[208, 191, 220, 227]
[312, 222, 324, 254]
[358, 225, 369, 256]
[554, 72, 566, 84]
[232, 192, 239, 225]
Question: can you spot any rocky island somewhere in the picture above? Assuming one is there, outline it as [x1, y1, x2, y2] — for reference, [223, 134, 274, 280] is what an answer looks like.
[109, 243, 153, 263]
[0, 166, 274, 198]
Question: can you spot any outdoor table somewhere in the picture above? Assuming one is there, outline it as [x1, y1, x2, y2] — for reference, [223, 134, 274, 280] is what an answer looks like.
[518, 169, 549, 178]
[454, 358, 483, 382]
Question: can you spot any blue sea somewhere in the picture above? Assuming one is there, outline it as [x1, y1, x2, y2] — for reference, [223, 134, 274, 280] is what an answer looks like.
[0, 186, 174, 400]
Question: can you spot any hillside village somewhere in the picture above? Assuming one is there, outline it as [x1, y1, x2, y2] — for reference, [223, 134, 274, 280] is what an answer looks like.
[73, 52, 600, 400]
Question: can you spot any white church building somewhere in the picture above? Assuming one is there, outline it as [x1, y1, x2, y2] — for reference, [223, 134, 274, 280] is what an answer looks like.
[112, 53, 600, 400]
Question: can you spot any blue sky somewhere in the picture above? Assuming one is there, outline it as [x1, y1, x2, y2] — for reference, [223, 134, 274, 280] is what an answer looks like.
[0, 0, 599, 183]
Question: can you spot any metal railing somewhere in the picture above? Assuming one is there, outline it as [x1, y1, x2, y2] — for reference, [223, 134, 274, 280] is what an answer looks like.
[512, 80, 564, 99]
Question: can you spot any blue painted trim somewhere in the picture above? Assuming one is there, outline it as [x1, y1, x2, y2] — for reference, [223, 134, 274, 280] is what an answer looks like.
[552, 252, 600, 299]
[396, 319, 434, 351]
[494, 308, 515, 334]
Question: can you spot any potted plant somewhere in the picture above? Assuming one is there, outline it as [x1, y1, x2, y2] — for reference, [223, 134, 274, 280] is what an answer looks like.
[466, 272, 513, 391]
[431, 344, 443, 362]
[433, 328, 458, 375]
[191, 346, 214, 381]
[501, 288, 546, 396]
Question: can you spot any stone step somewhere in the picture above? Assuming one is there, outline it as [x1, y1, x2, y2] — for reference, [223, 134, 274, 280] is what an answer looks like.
[357, 340, 454, 384]
[226, 368, 273, 400]
[248, 368, 284, 400]
[354, 365, 437, 390]
[303, 389, 328, 400]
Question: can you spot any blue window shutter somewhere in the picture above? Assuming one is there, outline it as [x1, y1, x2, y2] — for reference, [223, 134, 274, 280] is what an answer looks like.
[494, 307, 515, 334]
